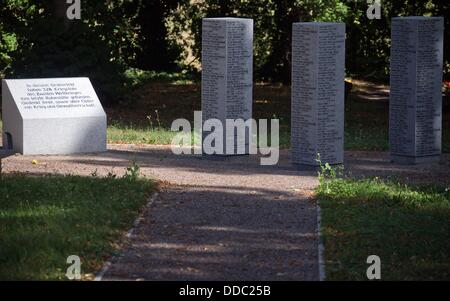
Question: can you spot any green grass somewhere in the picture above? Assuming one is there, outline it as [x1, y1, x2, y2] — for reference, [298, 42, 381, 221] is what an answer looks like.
[107, 124, 177, 145]
[1, 118, 445, 151]
[107, 123, 291, 148]
[343, 93, 390, 151]
[103, 91, 448, 151]
[317, 178, 450, 280]
[1, 79, 449, 152]
[344, 124, 389, 151]
[0, 174, 155, 280]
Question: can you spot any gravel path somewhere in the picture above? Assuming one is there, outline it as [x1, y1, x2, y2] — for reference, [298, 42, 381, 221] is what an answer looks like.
[2, 145, 449, 280]
[101, 185, 319, 281]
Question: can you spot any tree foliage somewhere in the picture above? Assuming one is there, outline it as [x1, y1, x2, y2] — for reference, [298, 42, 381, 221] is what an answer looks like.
[168, 0, 448, 83]
[0, 0, 448, 104]
[0, 0, 141, 105]
[169, 0, 348, 83]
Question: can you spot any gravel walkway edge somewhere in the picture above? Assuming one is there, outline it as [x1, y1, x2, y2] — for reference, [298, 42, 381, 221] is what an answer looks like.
[94, 192, 159, 281]
[317, 203, 326, 281]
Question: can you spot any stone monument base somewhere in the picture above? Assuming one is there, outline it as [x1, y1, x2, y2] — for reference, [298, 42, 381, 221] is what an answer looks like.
[200, 153, 250, 161]
[391, 154, 441, 165]
[293, 162, 344, 172]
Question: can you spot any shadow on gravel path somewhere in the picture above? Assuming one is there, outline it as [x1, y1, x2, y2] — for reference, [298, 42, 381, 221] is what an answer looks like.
[2, 145, 449, 280]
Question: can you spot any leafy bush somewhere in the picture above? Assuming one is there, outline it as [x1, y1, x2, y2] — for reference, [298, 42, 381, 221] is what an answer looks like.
[0, 31, 17, 77]
[0, 0, 139, 105]
[1, 0, 449, 93]
[10, 19, 127, 106]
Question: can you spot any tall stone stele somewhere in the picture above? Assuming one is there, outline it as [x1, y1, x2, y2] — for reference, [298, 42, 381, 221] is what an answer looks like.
[389, 17, 444, 164]
[201, 18, 253, 155]
[291, 22, 346, 167]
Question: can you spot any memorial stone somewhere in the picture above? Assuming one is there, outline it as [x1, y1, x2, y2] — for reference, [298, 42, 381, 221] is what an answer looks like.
[389, 17, 444, 164]
[291, 22, 346, 166]
[2, 77, 107, 155]
[201, 18, 253, 154]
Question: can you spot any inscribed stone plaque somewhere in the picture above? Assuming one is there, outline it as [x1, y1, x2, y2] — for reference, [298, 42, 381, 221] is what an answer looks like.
[2, 77, 107, 155]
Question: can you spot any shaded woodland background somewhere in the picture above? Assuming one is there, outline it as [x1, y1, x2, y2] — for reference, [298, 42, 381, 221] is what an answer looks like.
[0, 0, 449, 105]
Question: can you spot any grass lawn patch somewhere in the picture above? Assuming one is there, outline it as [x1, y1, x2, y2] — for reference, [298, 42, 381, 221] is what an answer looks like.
[1, 80, 449, 152]
[317, 178, 450, 280]
[101, 81, 450, 152]
[0, 174, 155, 280]
[107, 124, 291, 148]
[107, 123, 177, 145]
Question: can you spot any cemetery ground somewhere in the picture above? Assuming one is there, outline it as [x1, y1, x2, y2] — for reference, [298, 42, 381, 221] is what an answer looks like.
[0, 173, 155, 280]
[0, 77, 450, 280]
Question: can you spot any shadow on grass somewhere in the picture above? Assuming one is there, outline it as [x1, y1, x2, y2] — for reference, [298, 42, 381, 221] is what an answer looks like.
[318, 179, 450, 280]
[0, 174, 155, 280]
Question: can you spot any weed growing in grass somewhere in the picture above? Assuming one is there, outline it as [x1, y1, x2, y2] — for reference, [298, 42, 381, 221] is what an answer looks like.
[316, 153, 344, 193]
[146, 114, 154, 130]
[146, 110, 162, 131]
[90, 169, 98, 177]
[155, 109, 162, 129]
[123, 160, 141, 180]
[107, 171, 117, 179]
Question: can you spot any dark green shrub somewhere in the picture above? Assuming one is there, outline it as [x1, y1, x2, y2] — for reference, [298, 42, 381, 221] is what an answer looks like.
[10, 19, 127, 106]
